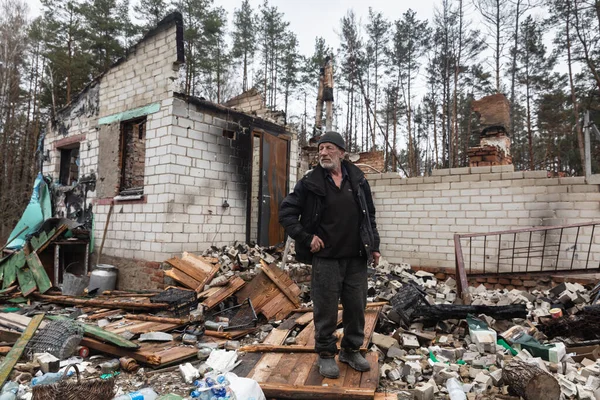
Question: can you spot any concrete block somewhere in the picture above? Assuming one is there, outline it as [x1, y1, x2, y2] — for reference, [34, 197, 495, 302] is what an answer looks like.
[371, 332, 400, 351]
[414, 382, 434, 400]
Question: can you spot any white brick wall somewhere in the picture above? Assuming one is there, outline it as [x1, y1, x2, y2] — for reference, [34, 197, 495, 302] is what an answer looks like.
[369, 166, 600, 271]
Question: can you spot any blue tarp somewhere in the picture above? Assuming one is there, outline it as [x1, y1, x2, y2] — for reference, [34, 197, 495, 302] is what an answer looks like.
[5, 173, 52, 249]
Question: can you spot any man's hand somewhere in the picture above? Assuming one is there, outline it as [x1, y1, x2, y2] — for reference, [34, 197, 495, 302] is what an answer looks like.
[372, 251, 381, 266]
[310, 235, 325, 253]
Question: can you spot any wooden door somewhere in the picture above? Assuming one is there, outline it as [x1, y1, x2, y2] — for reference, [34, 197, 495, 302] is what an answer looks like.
[258, 133, 289, 246]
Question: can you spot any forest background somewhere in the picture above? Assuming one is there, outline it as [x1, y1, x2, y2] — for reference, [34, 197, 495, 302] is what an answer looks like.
[1, 0, 599, 241]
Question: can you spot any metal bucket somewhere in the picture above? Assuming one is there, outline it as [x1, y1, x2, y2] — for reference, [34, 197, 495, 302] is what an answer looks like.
[62, 268, 90, 296]
[88, 264, 118, 293]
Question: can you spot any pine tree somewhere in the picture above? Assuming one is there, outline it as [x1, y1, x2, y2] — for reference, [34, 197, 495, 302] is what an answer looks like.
[198, 6, 229, 103]
[389, 9, 430, 176]
[231, 0, 257, 92]
[365, 8, 390, 150]
[258, 0, 288, 109]
[79, 0, 126, 75]
[133, 0, 170, 28]
[516, 16, 556, 170]
[474, 0, 513, 93]
[338, 10, 363, 152]
[174, 0, 212, 96]
[39, 0, 90, 108]
[279, 32, 301, 124]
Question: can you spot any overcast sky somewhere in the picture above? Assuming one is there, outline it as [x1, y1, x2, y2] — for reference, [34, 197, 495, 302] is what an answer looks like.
[27, 0, 439, 57]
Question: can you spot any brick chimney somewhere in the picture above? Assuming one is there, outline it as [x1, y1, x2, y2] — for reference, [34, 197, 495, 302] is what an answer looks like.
[468, 94, 513, 167]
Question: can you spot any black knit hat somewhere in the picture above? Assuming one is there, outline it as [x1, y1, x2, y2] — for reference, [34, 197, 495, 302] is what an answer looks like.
[317, 131, 346, 151]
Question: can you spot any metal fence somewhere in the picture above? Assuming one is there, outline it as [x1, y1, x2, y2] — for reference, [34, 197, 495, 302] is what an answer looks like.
[454, 222, 600, 298]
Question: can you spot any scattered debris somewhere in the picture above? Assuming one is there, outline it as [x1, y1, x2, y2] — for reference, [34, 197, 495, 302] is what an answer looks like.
[0, 238, 600, 399]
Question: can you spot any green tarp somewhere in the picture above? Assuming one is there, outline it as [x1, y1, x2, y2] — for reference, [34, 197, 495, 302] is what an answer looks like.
[5, 174, 52, 250]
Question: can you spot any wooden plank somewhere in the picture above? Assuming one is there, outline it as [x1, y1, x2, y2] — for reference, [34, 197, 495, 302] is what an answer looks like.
[295, 312, 315, 325]
[362, 307, 381, 349]
[303, 359, 324, 386]
[123, 314, 188, 325]
[266, 353, 301, 384]
[323, 359, 348, 388]
[32, 232, 47, 250]
[80, 338, 196, 367]
[164, 268, 200, 290]
[343, 361, 363, 388]
[87, 309, 124, 321]
[2, 260, 16, 289]
[263, 328, 291, 345]
[32, 294, 169, 311]
[240, 345, 317, 353]
[297, 311, 343, 347]
[12, 252, 25, 269]
[374, 393, 403, 400]
[292, 302, 389, 313]
[260, 261, 301, 307]
[166, 257, 207, 284]
[36, 225, 67, 254]
[247, 353, 283, 382]
[26, 252, 52, 293]
[358, 352, 379, 390]
[181, 252, 214, 274]
[231, 352, 263, 378]
[16, 266, 37, 296]
[258, 383, 375, 400]
[201, 277, 246, 310]
[292, 353, 317, 386]
[0, 314, 44, 388]
[45, 315, 139, 349]
[81, 337, 159, 365]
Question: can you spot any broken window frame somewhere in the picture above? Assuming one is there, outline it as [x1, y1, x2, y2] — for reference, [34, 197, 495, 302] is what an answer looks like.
[117, 116, 147, 199]
[58, 144, 80, 186]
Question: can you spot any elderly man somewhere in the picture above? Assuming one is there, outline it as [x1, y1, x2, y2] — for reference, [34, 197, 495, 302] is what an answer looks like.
[279, 131, 380, 379]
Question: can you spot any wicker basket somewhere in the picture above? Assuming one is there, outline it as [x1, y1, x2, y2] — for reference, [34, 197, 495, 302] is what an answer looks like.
[32, 364, 115, 400]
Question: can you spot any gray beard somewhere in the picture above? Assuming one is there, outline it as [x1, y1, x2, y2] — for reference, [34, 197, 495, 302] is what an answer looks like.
[319, 160, 336, 170]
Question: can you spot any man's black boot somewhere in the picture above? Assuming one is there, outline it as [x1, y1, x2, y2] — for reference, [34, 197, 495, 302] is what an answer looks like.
[339, 349, 370, 372]
[318, 355, 340, 378]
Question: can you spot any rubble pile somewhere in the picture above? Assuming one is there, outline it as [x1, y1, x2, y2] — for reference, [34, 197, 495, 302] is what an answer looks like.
[0, 238, 599, 399]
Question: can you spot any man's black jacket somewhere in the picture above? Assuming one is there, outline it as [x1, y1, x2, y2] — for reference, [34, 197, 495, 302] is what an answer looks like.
[278, 160, 380, 265]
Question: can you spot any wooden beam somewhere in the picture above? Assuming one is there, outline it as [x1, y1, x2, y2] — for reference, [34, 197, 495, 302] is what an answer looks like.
[164, 268, 201, 291]
[239, 344, 368, 353]
[292, 302, 388, 312]
[123, 314, 189, 325]
[165, 257, 207, 283]
[36, 225, 68, 254]
[259, 261, 300, 308]
[258, 383, 375, 400]
[181, 252, 214, 274]
[201, 277, 246, 310]
[16, 266, 37, 296]
[0, 314, 44, 388]
[32, 294, 169, 311]
[26, 252, 52, 293]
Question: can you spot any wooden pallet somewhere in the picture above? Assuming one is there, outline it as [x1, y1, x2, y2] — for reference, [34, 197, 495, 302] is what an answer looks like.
[234, 352, 379, 399]
[234, 306, 382, 399]
[235, 262, 302, 320]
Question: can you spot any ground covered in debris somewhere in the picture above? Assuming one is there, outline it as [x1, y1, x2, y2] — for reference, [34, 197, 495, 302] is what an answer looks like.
[1, 236, 600, 399]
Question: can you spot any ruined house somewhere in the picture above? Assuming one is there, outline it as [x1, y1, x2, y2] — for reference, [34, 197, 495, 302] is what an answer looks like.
[43, 12, 298, 289]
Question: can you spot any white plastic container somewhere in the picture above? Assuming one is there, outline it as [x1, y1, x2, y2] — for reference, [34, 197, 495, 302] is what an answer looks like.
[446, 378, 467, 400]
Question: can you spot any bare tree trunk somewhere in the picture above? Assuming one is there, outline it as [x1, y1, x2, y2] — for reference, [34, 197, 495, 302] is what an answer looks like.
[572, 0, 600, 94]
[565, 1, 585, 172]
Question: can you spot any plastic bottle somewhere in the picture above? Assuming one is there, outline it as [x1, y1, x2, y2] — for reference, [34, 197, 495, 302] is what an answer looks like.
[446, 378, 467, 400]
[31, 371, 69, 387]
[0, 381, 18, 400]
[113, 388, 159, 400]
